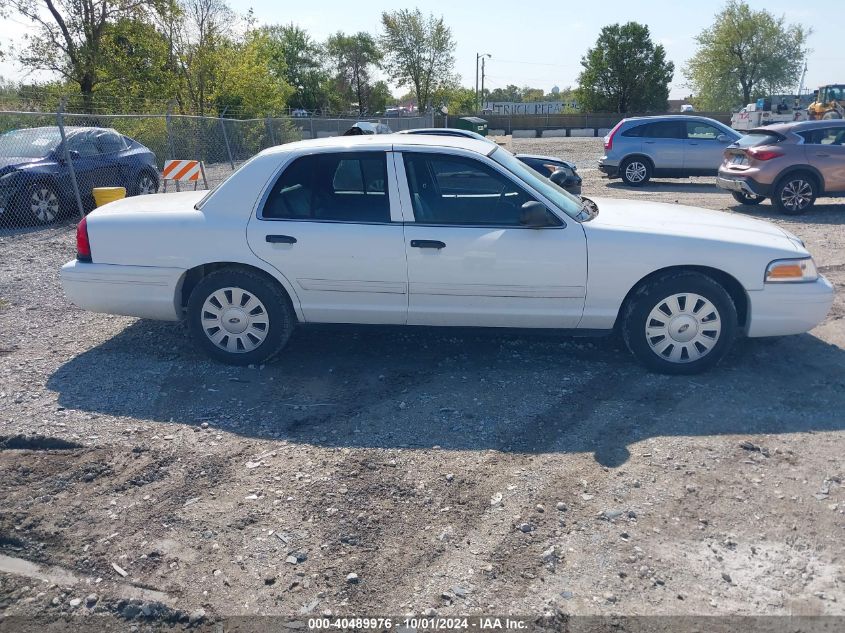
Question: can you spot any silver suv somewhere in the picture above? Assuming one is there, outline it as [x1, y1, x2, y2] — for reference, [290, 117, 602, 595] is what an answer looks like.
[599, 116, 741, 186]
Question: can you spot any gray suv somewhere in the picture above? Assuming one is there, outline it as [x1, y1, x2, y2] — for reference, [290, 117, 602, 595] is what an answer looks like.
[599, 116, 741, 186]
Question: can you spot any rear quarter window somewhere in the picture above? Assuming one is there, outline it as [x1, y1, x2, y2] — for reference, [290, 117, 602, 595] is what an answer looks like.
[621, 125, 645, 137]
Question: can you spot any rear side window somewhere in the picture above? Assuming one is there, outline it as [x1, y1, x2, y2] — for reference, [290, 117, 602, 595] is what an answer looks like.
[798, 128, 845, 145]
[641, 121, 684, 139]
[621, 125, 645, 137]
[262, 152, 389, 222]
[735, 132, 782, 148]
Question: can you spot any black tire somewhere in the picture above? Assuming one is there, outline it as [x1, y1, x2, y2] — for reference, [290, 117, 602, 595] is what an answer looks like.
[622, 271, 738, 374]
[132, 170, 159, 196]
[187, 268, 295, 365]
[19, 181, 63, 225]
[620, 156, 651, 186]
[772, 172, 817, 214]
[731, 191, 765, 205]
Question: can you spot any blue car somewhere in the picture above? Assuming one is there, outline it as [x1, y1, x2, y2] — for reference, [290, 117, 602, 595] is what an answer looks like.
[0, 126, 159, 225]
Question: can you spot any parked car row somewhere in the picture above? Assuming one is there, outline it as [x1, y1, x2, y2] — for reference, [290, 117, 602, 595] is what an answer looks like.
[600, 115, 845, 214]
[0, 126, 159, 226]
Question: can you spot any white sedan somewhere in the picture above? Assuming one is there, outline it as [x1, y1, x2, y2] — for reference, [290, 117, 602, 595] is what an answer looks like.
[60, 135, 834, 374]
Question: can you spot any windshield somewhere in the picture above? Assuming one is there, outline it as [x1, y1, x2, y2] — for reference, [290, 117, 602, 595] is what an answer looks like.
[0, 128, 62, 158]
[490, 147, 585, 220]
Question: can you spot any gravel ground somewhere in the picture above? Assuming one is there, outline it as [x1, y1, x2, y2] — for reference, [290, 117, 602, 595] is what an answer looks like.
[0, 137, 844, 628]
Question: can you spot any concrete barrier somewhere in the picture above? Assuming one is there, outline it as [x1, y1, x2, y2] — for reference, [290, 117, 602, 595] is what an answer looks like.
[512, 129, 537, 138]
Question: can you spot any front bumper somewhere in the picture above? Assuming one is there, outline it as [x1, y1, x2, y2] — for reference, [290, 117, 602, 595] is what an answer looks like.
[716, 175, 771, 197]
[61, 260, 185, 321]
[746, 275, 834, 337]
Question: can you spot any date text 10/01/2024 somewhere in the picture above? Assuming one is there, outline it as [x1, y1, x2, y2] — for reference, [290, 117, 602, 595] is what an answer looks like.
[307, 617, 529, 630]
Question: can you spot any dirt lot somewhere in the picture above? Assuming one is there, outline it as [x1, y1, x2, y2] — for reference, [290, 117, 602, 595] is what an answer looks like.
[0, 137, 844, 627]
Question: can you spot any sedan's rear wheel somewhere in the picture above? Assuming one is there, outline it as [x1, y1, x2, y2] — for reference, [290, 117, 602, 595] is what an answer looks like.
[773, 173, 816, 214]
[731, 191, 765, 205]
[187, 269, 295, 365]
[620, 157, 651, 186]
[622, 271, 737, 374]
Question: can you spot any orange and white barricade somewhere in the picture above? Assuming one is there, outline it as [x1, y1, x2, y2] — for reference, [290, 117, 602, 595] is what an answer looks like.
[162, 159, 208, 192]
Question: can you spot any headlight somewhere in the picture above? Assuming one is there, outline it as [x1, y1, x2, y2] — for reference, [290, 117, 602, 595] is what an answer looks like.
[765, 257, 818, 283]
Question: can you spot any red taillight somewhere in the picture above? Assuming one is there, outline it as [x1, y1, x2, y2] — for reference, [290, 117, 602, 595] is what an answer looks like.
[604, 120, 624, 151]
[76, 216, 92, 262]
[747, 147, 783, 161]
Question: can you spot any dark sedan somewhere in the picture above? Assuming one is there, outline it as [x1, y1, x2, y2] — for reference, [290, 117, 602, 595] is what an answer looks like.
[0, 126, 159, 225]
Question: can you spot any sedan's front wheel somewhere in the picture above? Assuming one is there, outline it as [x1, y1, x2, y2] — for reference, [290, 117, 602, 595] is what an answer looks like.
[23, 182, 62, 225]
[622, 271, 737, 374]
[187, 269, 295, 365]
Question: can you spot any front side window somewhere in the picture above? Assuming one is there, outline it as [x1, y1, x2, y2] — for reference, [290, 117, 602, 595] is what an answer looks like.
[67, 132, 100, 157]
[262, 152, 389, 222]
[403, 153, 540, 226]
[686, 121, 723, 140]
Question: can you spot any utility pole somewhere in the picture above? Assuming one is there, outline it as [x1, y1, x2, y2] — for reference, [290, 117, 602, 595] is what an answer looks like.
[481, 56, 487, 109]
[476, 53, 491, 113]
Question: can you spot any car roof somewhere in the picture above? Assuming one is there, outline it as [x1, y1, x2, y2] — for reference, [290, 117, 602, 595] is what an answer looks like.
[761, 120, 845, 134]
[5, 125, 118, 135]
[620, 115, 726, 125]
[263, 134, 498, 156]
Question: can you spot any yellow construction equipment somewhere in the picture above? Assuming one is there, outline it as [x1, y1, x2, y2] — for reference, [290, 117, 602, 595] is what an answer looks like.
[807, 84, 845, 120]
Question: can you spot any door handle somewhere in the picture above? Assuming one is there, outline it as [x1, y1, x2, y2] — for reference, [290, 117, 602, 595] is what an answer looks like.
[410, 239, 446, 249]
[815, 153, 830, 157]
[644, 141, 656, 144]
[266, 234, 297, 244]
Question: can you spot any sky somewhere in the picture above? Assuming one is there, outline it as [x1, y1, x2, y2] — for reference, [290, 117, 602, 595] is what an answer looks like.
[0, 0, 840, 101]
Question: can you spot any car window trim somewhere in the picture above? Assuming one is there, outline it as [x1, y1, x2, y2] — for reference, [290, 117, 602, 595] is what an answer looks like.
[394, 149, 567, 229]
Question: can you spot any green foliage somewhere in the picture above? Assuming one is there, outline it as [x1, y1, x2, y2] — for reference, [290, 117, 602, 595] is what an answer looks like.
[684, 1, 809, 110]
[325, 32, 382, 115]
[576, 22, 674, 113]
[260, 24, 329, 111]
[380, 9, 455, 113]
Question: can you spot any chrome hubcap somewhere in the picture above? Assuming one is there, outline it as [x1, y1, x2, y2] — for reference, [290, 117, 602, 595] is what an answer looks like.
[625, 161, 647, 182]
[201, 287, 269, 353]
[30, 188, 59, 223]
[781, 180, 812, 211]
[139, 175, 156, 195]
[645, 293, 721, 363]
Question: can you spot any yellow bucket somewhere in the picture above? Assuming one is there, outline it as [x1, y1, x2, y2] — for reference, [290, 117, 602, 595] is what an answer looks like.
[93, 187, 126, 207]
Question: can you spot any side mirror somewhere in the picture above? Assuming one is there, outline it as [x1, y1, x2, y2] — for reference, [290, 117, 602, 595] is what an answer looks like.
[520, 201, 554, 228]
[549, 169, 579, 190]
[67, 149, 81, 161]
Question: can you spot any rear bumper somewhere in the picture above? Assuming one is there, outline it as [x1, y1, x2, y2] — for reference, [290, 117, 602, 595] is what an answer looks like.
[598, 161, 618, 178]
[60, 260, 184, 321]
[746, 275, 834, 337]
[716, 175, 772, 197]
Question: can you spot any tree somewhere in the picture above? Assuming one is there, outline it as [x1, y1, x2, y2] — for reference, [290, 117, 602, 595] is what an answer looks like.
[684, 1, 809, 110]
[262, 23, 328, 111]
[325, 32, 381, 115]
[1, 0, 165, 112]
[380, 9, 455, 113]
[576, 22, 674, 113]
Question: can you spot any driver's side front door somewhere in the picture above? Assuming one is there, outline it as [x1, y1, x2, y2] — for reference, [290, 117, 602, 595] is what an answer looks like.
[398, 150, 588, 328]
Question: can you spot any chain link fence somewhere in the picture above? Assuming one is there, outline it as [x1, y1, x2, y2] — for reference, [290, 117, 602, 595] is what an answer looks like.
[0, 102, 433, 232]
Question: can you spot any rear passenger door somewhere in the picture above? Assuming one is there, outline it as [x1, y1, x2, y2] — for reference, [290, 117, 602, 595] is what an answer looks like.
[801, 127, 845, 193]
[640, 121, 685, 172]
[246, 150, 408, 324]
